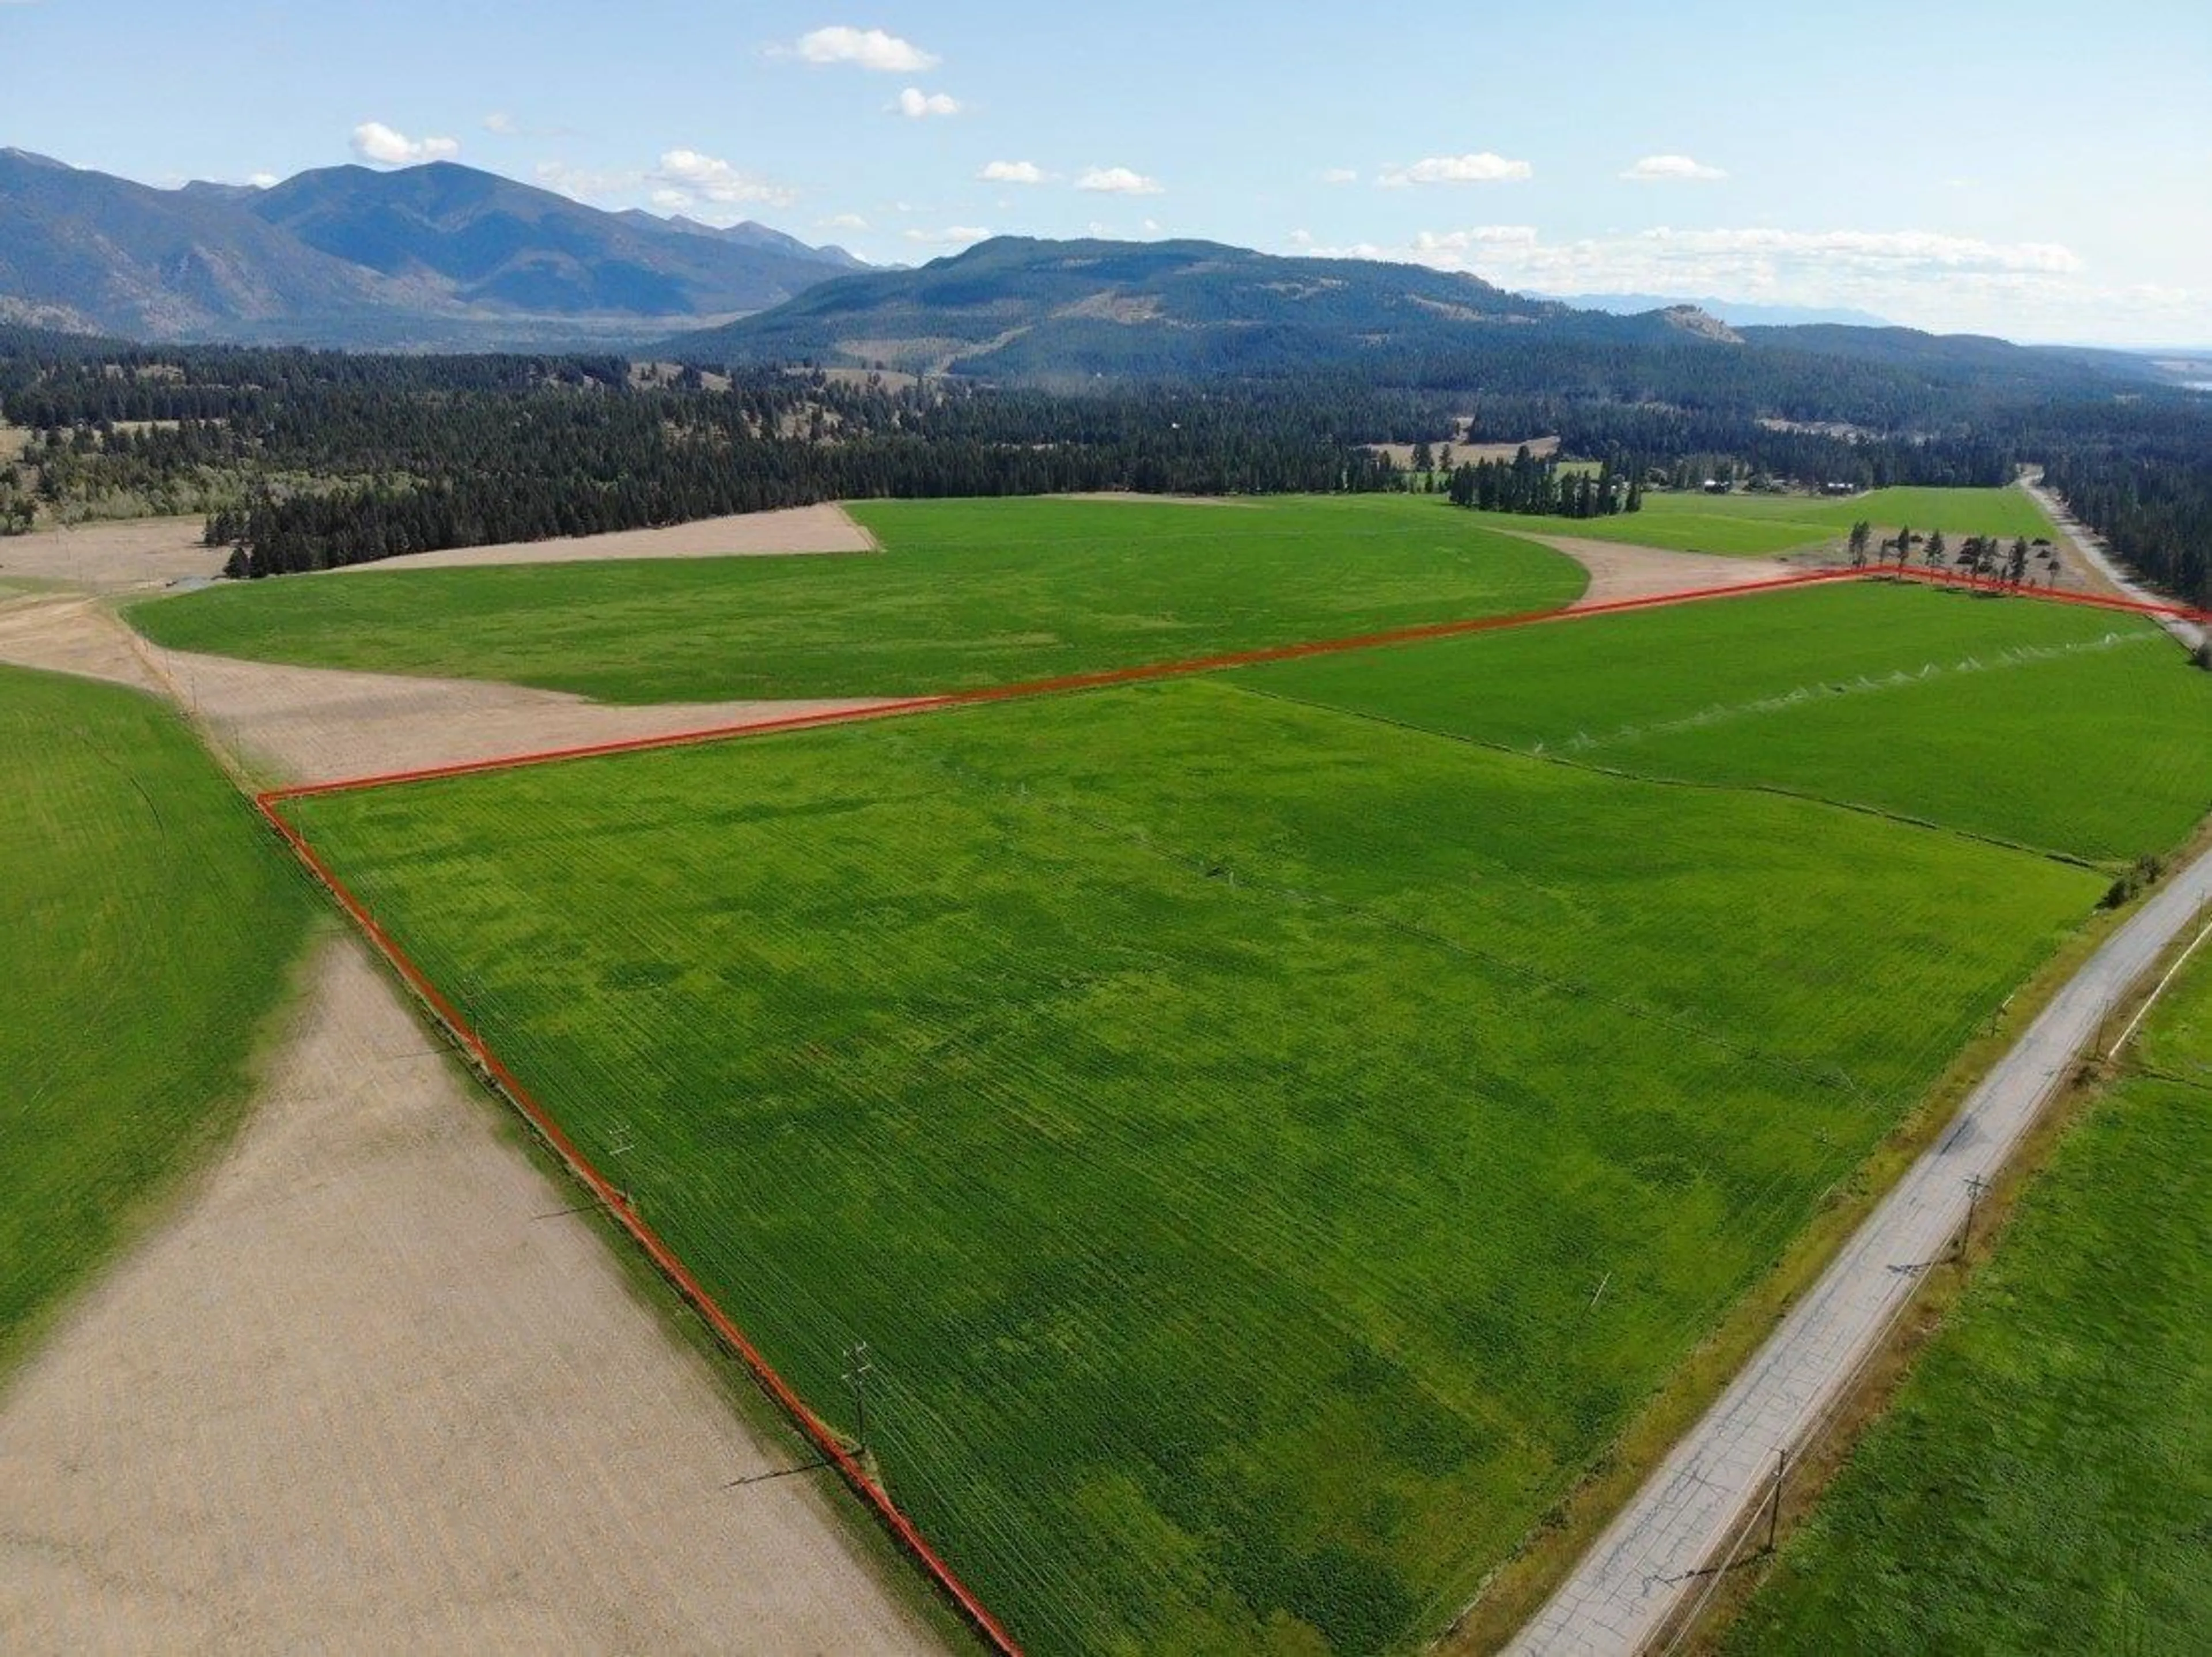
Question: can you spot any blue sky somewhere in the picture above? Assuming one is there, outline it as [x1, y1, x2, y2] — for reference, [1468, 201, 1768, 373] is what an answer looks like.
[6, 0, 2207, 344]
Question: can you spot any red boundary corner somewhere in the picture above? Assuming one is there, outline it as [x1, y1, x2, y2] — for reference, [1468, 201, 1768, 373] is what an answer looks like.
[249, 556, 2211, 1655]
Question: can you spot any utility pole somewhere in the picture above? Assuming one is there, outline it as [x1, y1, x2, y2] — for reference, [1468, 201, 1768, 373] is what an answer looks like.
[843, 1342, 874, 1459]
[1959, 1174, 1991, 1262]
[1765, 1447, 1787, 1553]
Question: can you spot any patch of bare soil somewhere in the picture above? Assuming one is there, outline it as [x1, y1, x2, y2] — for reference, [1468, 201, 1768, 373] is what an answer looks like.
[1518, 534, 1801, 607]
[0, 516, 224, 591]
[334, 502, 878, 573]
[0, 595, 162, 691]
[143, 642, 898, 788]
[0, 596, 894, 787]
[0, 938, 942, 1655]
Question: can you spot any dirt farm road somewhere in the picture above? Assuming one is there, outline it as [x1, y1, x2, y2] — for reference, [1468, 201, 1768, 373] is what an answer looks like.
[1509, 840, 2212, 1655]
[0, 937, 942, 1655]
[2021, 472, 2206, 654]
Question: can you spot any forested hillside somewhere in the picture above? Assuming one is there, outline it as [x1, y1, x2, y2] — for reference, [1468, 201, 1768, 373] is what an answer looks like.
[2, 321, 2204, 597]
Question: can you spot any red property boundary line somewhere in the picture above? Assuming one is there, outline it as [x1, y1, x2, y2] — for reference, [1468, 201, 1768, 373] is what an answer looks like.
[266, 565, 1872, 804]
[260, 564, 2212, 809]
[254, 792, 1027, 1657]
[1880, 559, 2212, 625]
[246, 557, 2212, 1654]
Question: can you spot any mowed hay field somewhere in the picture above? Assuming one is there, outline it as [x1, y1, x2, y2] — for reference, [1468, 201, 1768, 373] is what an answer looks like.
[127, 496, 1585, 703]
[1474, 484, 2060, 557]
[1726, 948, 2212, 1653]
[1240, 582, 2212, 865]
[282, 577, 2155, 1652]
[0, 664, 313, 1374]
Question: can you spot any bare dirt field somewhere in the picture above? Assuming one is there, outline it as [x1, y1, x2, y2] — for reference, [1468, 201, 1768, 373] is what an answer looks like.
[0, 516, 225, 591]
[147, 645, 897, 787]
[332, 502, 879, 573]
[0, 595, 162, 691]
[1520, 534, 1800, 607]
[0, 937, 943, 1655]
[0, 593, 895, 787]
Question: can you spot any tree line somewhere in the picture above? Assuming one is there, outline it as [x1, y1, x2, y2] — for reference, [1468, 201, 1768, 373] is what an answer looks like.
[4, 326, 2206, 597]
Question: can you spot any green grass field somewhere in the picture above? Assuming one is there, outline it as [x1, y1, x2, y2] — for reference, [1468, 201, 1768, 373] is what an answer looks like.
[1238, 582, 2212, 865]
[286, 645, 2107, 1655]
[0, 665, 313, 1375]
[1726, 948, 2212, 1653]
[126, 496, 1585, 703]
[1474, 485, 2059, 557]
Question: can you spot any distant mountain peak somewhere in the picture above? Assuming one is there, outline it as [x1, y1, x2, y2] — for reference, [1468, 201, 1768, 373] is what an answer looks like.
[0, 152, 871, 345]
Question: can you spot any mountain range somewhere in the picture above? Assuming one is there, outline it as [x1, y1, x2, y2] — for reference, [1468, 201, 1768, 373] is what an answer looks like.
[655, 235, 2161, 398]
[0, 149, 864, 348]
[654, 234, 1727, 381]
[0, 152, 2170, 400]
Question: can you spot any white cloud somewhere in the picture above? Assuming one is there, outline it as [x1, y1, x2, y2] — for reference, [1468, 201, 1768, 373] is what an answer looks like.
[1077, 165, 1164, 195]
[1379, 152, 1532, 187]
[905, 225, 991, 248]
[483, 112, 519, 137]
[1319, 167, 1358, 186]
[1623, 153, 1726, 182]
[818, 212, 869, 230]
[979, 159, 1048, 184]
[350, 122, 461, 167]
[895, 87, 961, 118]
[785, 25, 938, 71]
[247, 171, 279, 190]
[1281, 223, 2201, 342]
[652, 147, 798, 214]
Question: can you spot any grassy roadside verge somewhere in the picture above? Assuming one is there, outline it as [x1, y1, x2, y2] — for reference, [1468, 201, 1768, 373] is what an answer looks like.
[1705, 849, 2212, 1650]
[1437, 840, 2180, 1653]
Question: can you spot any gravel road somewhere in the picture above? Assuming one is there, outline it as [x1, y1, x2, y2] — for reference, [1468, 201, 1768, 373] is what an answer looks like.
[1512, 845, 2212, 1655]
